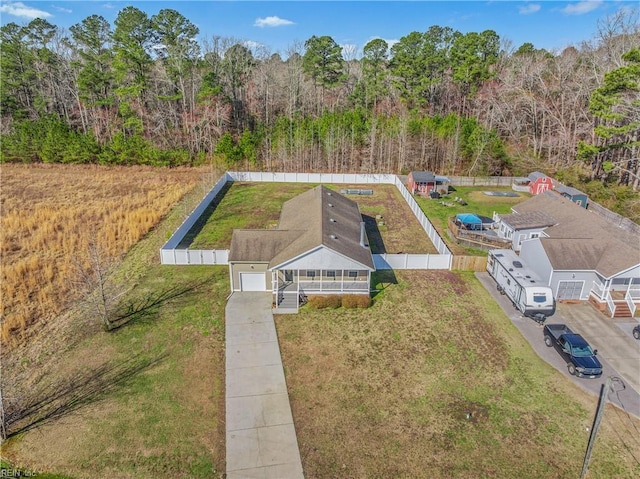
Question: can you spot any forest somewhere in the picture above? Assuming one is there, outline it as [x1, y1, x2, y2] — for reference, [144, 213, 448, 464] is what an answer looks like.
[1, 6, 639, 215]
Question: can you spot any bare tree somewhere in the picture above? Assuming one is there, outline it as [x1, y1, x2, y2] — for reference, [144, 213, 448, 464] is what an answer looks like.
[74, 241, 130, 331]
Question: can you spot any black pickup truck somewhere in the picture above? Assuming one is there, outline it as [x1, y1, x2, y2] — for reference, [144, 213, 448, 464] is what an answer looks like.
[543, 324, 603, 378]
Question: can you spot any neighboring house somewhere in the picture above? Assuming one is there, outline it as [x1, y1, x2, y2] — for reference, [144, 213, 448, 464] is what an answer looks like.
[527, 171, 554, 195]
[408, 171, 436, 195]
[511, 192, 640, 318]
[554, 184, 588, 208]
[228, 185, 375, 310]
[493, 210, 556, 251]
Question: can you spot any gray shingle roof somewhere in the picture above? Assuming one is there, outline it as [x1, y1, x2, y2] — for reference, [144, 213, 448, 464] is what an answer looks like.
[229, 230, 300, 262]
[528, 171, 550, 181]
[514, 192, 640, 277]
[410, 171, 436, 183]
[229, 186, 375, 270]
[499, 211, 557, 230]
[555, 184, 586, 197]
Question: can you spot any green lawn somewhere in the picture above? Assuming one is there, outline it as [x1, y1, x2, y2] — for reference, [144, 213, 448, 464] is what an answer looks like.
[276, 270, 640, 478]
[187, 182, 438, 253]
[414, 186, 531, 254]
[185, 182, 313, 249]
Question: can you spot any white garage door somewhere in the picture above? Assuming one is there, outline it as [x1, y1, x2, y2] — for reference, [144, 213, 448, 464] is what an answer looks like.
[240, 273, 266, 291]
[557, 281, 583, 300]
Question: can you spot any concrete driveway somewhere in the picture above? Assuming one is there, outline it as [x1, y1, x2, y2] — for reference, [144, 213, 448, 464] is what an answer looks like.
[476, 272, 640, 418]
[225, 292, 304, 478]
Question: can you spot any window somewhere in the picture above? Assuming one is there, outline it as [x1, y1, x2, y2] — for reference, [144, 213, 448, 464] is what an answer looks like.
[307, 270, 317, 278]
[533, 293, 547, 304]
[326, 270, 336, 278]
[348, 271, 358, 278]
[530, 232, 540, 239]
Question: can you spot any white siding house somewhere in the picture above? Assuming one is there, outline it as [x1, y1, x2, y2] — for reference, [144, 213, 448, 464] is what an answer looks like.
[228, 186, 374, 310]
[513, 193, 640, 317]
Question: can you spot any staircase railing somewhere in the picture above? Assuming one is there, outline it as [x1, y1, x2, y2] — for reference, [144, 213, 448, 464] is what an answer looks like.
[605, 291, 616, 318]
[625, 288, 639, 317]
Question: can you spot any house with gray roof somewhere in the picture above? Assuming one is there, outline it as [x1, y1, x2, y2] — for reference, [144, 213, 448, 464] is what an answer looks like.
[505, 192, 640, 318]
[493, 210, 557, 251]
[228, 185, 374, 309]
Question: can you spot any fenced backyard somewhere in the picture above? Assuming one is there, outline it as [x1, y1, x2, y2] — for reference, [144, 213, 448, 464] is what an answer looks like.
[160, 172, 453, 270]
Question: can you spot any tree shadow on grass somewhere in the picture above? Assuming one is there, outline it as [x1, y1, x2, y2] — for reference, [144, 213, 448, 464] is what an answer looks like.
[3, 352, 168, 439]
[108, 277, 213, 331]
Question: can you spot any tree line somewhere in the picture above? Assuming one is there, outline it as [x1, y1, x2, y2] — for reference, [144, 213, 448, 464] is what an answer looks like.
[1, 6, 639, 192]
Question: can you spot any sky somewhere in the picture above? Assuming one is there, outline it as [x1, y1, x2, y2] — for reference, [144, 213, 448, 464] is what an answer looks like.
[0, 1, 636, 56]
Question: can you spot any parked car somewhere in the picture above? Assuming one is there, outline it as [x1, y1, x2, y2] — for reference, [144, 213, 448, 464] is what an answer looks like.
[633, 324, 640, 340]
[543, 324, 603, 378]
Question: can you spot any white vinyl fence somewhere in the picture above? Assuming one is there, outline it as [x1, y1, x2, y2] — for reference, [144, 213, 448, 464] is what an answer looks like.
[228, 171, 397, 184]
[160, 171, 452, 269]
[449, 176, 517, 187]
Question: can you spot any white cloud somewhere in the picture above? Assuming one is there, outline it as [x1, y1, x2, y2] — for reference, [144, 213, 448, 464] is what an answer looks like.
[0, 1, 52, 19]
[561, 1, 603, 15]
[52, 5, 72, 14]
[243, 40, 265, 52]
[519, 3, 541, 15]
[254, 16, 294, 28]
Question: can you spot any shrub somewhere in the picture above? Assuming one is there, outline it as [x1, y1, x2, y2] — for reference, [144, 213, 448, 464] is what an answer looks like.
[353, 295, 372, 308]
[342, 295, 359, 308]
[325, 295, 342, 309]
[308, 295, 342, 309]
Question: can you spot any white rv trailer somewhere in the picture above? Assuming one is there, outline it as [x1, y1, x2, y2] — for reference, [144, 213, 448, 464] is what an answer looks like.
[487, 249, 556, 323]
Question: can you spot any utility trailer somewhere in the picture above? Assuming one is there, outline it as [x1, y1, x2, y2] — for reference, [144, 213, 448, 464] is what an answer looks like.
[487, 249, 556, 323]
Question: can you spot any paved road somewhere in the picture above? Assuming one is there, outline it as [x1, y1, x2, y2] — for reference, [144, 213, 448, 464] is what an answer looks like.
[225, 292, 304, 479]
[476, 272, 640, 419]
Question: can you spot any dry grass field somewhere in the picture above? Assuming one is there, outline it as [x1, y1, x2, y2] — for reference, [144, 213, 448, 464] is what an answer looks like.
[0, 164, 205, 346]
[2, 165, 227, 477]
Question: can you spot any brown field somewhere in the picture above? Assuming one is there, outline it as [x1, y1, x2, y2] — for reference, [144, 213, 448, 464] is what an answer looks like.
[0, 164, 206, 346]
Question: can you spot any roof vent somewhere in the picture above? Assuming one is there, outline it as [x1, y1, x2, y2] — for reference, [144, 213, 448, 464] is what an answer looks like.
[328, 203, 333, 207]
[327, 192, 333, 196]
[330, 234, 337, 239]
[330, 218, 336, 222]
[513, 261, 523, 268]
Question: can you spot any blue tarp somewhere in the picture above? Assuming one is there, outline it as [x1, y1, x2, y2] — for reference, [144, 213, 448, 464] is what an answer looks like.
[456, 213, 482, 225]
